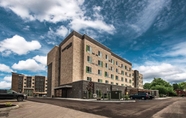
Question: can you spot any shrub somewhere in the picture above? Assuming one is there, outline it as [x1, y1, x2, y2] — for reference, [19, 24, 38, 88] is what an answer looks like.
[5, 102, 12, 107]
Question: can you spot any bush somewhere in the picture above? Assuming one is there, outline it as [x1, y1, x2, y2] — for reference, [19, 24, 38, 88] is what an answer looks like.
[5, 102, 12, 107]
[124, 95, 129, 100]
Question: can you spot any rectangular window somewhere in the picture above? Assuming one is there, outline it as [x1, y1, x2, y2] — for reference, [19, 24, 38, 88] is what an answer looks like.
[110, 66, 113, 71]
[116, 83, 118, 85]
[98, 51, 102, 57]
[111, 59, 114, 64]
[111, 74, 114, 79]
[111, 82, 114, 85]
[87, 56, 92, 63]
[121, 64, 123, 68]
[86, 66, 92, 73]
[87, 77, 92, 81]
[121, 77, 124, 81]
[105, 80, 109, 84]
[98, 60, 103, 67]
[125, 78, 128, 82]
[98, 79, 102, 83]
[98, 70, 102, 75]
[125, 66, 127, 69]
[115, 76, 118, 80]
[105, 63, 108, 68]
[129, 79, 131, 83]
[105, 55, 108, 60]
[105, 71, 108, 77]
[86, 45, 92, 53]
[121, 84, 124, 86]
[121, 71, 124, 75]
[116, 61, 118, 65]
[125, 72, 127, 76]
[116, 68, 118, 73]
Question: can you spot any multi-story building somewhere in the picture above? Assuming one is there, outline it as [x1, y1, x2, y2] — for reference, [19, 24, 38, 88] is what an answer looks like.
[11, 72, 47, 96]
[47, 31, 143, 98]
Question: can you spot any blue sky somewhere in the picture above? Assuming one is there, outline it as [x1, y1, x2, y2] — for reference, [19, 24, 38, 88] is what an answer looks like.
[0, 0, 186, 89]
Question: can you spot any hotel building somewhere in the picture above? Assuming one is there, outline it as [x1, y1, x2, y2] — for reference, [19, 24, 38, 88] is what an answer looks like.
[11, 72, 47, 96]
[47, 31, 143, 98]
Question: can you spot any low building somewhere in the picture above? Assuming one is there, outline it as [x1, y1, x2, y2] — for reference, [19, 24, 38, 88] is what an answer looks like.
[11, 72, 47, 96]
[47, 31, 143, 98]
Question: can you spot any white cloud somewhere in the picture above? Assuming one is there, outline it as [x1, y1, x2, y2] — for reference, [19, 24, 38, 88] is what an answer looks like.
[0, 76, 12, 89]
[0, 63, 13, 72]
[33, 55, 47, 65]
[12, 59, 46, 71]
[0, 35, 41, 56]
[134, 61, 186, 83]
[163, 41, 186, 57]
[0, 0, 115, 34]
[47, 26, 69, 38]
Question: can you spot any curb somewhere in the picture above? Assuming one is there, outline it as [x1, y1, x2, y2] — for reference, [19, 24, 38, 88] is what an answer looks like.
[0, 105, 19, 111]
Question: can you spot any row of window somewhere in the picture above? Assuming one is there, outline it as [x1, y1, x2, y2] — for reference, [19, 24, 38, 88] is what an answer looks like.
[87, 77, 131, 86]
[86, 45, 131, 71]
[86, 66, 132, 82]
[87, 57, 131, 76]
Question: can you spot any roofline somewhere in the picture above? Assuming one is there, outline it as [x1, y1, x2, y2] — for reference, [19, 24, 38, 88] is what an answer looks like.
[58, 30, 132, 65]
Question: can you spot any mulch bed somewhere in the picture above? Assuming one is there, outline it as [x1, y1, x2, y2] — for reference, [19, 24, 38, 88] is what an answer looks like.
[0, 104, 16, 108]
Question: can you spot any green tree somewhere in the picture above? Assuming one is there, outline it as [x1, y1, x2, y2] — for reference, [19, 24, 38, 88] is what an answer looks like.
[173, 83, 179, 90]
[151, 85, 168, 95]
[150, 78, 171, 88]
[178, 82, 186, 90]
[143, 83, 151, 89]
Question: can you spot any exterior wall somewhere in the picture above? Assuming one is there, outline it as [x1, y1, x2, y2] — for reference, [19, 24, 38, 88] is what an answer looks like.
[83, 36, 133, 87]
[47, 46, 59, 96]
[72, 35, 84, 82]
[11, 73, 47, 96]
[60, 37, 73, 85]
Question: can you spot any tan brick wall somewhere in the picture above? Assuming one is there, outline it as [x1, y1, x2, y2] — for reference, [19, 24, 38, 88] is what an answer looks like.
[72, 36, 84, 82]
[60, 37, 73, 85]
[47, 46, 59, 96]
[82, 38, 133, 87]
[11, 73, 19, 92]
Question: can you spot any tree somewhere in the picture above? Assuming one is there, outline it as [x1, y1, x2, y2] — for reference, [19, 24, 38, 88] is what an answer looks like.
[143, 83, 151, 89]
[173, 83, 179, 90]
[178, 82, 186, 90]
[150, 78, 171, 88]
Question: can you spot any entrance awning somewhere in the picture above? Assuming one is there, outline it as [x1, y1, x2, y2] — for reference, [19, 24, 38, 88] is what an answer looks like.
[54, 85, 72, 89]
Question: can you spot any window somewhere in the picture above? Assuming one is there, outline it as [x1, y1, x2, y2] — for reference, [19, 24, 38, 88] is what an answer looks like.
[87, 56, 92, 63]
[121, 84, 124, 86]
[98, 51, 102, 57]
[110, 66, 113, 71]
[105, 55, 108, 60]
[86, 66, 92, 73]
[98, 70, 102, 75]
[111, 59, 114, 64]
[125, 78, 128, 82]
[129, 79, 132, 83]
[105, 63, 108, 68]
[129, 74, 131, 77]
[116, 68, 118, 73]
[116, 83, 118, 85]
[111, 82, 114, 85]
[115, 76, 118, 80]
[121, 64, 124, 68]
[105, 80, 109, 84]
[87, 77, 92, 81]
[121, 77, 124, 81]
[125, 72, 127, 76]
[121, 71, 124, 75]
[105, 71, 109, 77]
[98, 79, 102, 83]
[111, 74, 114, 79]
[116, 61, 118, 65]
[98, 60, 103, 67]
[86, 45, 92, 53]
[125, 66, 127, 69]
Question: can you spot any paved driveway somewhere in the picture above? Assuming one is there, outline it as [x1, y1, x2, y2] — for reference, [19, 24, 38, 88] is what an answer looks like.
[0, 100, 105, 118]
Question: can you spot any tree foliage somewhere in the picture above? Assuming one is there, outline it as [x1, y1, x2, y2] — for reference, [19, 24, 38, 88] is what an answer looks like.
[143, 83, 151, 89]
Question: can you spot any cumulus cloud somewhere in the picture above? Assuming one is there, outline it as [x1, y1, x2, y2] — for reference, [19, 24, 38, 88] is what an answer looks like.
[12, 58, 46, 71]
[0, 0, 115, 34]
[134, 61, 186, 83]
[0, 35, 41, 56]
[0, 76, 12, 89]
[47, 26, 69, 38]
[33, 55, 47, 65]
[0, 63, 13, 72]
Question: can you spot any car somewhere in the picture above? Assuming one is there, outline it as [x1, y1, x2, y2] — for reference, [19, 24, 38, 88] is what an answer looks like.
[129, 93, 149, 100]
[0, 89, 26, 102]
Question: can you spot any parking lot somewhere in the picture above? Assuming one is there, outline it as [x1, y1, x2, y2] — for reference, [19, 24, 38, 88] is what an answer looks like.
[0, 97, 186, 118]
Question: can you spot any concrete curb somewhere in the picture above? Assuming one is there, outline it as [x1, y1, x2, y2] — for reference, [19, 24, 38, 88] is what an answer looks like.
[0, 105, 19, 111]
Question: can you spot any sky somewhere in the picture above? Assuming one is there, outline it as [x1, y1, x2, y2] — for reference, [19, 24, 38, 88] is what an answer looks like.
[0, 0, 186, 89]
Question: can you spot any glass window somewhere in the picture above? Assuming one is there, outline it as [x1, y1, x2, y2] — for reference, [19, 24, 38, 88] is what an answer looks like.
[87, 56, 92, 63]
[116, 83, 118, 85]
[116, 61, 118, 65]
[86, 45, 92, 53]
[121, 77, 124, 81]
[98, 60, 103, 67]
[121, 71, 124, 75]
[115, 76, 118, 80]
[105, 71, 109, 77]
[116, 68, 118, 73]
[105, 63, 108, 68]
[125, 78, 128, 82]
[105, 80, 109, 84]
[98, 79, 102, 83]
[105, 55, 108, 60]
[111, 82, 114, 85]
[98, 70, 102, 75]
[87, 77, 92, 81]
[98, 51, 102, 57]
[111, 74, 114, 79]
[86, 66, 92, 73]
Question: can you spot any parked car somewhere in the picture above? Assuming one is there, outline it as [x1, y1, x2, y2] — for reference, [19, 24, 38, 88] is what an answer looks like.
[129, 93, 149, 100]
[0, 89, 27, 102]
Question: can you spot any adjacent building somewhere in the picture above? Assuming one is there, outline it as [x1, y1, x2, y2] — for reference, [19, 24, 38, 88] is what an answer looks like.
[11, 72, 47, 96]
[47, 31, 143, 98]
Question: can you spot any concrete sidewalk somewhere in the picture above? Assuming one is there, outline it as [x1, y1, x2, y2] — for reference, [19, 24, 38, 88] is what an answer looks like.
[0, 101, 106, 118]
